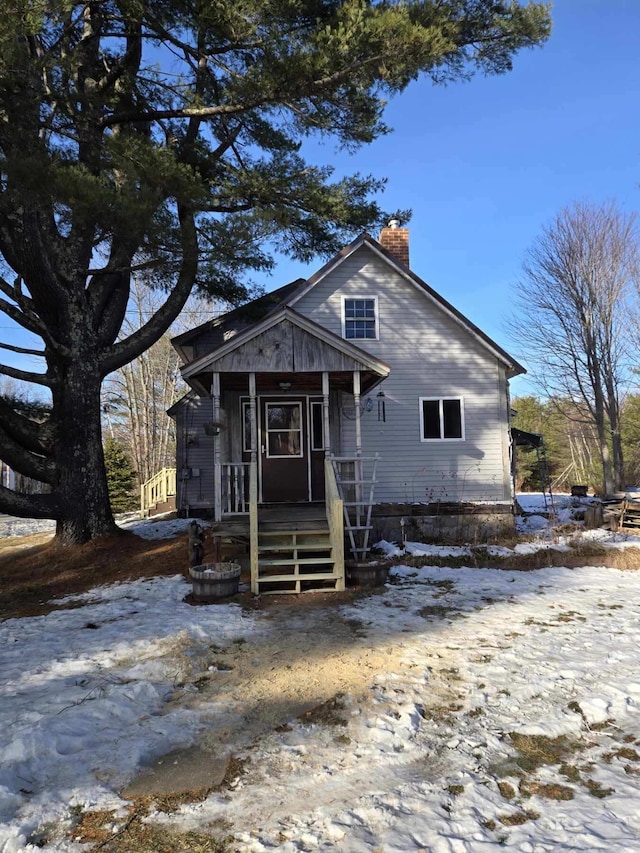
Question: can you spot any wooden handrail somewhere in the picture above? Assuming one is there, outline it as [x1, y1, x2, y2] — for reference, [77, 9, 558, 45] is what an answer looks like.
[140, 467, 177, 513]
[325, 458, 345, 590]
[249, 461, 259, 593]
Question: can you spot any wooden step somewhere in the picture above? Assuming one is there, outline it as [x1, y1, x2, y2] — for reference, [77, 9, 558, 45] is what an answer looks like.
[256, 572, 341, 584]
[259, 527, 329, 536]
[258, 543, 331, 554]
[258, 556, 335, 567]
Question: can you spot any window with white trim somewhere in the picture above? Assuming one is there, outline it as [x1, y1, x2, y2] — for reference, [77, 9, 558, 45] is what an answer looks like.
[420, 397, 464, 441]
[342, 296, 378, 340]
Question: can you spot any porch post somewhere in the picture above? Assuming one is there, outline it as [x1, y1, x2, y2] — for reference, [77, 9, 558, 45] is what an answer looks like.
[248, 372, 259, 593]
[322, 371, 331, 456]
[353, 370, 362, 457]
[248, 373, 257, 462]
[212, 372, 222, 521]
[353, 370, 362, 529]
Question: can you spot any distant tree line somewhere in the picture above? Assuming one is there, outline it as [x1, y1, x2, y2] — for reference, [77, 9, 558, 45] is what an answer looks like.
[511, 200, 640, 495]
[512, 394, 640, 494]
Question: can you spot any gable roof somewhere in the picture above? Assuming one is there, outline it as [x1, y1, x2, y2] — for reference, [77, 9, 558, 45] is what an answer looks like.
[181, 306, 390, 388]
[287, 232, 525, 378]
[171, 279, 305, 361]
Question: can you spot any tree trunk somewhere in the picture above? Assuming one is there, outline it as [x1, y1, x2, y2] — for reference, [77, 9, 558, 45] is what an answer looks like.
[595, 421, 615, 497]
[52, 360, 119, 545]
[611, 428, 625, 492]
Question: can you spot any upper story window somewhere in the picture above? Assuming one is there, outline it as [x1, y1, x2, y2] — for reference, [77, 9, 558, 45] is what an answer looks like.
[342, 296, 378, 340]
[420, 397, 465, 441]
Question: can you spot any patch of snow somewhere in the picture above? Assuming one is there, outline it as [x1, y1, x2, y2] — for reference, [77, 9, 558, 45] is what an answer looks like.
[0, 515, 55, 539]
[372, 539, 403, 558]
[4, 504, 640, 851]
[405, 541, 472, 558]
[118, 516, 209, 540]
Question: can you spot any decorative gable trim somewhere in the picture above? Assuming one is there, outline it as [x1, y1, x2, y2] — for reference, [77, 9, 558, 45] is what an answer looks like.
[181, 306, 390, 379]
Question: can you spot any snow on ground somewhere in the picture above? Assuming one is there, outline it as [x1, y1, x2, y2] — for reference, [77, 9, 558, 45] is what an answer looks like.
[0, 512, 204, 542]
[2, 498, 640, 851]
[0, 516, 55, 539]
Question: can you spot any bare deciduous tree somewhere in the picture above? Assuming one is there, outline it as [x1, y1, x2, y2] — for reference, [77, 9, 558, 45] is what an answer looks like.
[512, 201, 638, 494]
[102, 285, 221, 485]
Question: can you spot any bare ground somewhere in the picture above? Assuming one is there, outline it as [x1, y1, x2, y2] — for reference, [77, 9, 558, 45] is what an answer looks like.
[4, 527, 640, 851]
[0, 528, 403, 747]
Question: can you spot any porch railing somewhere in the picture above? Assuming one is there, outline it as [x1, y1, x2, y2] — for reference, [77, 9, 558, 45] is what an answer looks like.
[140, 467, 176, 514]
[330, 455, 379, 561]
[222, 462, 250, 514]
[249, 461, 259, 593]
[325, 457, 345, 590]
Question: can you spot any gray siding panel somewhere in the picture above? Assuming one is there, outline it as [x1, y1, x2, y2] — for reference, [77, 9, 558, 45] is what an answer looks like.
[295, 246, 512, 503]
[173, 395, 216, 511]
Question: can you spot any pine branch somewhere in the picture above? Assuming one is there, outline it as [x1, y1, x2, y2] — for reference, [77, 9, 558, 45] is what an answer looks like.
[0, 422, 55, 483]
[0, 395, 52, 455]
[0, 482, 60, 520]
[0, 363, 52, 387]
[0, 296, 46, 337]
[99, 207, 198, 374]
[0, 341, 45, 357]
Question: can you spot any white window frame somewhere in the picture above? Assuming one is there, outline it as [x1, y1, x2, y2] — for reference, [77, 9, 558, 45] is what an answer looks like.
[341, 295, 379, 341]
[265, 401, 304, 459]
[419, 397, 465, 441]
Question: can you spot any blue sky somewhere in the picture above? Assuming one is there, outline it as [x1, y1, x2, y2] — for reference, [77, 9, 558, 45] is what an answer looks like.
[2, 1, 639, 398]
[270, 0, 640, 397]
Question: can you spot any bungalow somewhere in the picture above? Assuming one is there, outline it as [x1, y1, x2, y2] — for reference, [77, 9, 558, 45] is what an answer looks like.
[168, 223, 524, 593]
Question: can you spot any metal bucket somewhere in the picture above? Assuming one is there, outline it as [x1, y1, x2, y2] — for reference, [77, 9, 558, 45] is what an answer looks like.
[189, 562, 241, 601]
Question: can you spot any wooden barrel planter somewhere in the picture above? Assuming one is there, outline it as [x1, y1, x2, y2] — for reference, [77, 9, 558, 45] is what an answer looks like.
[189, 563, 241, 601]
[347, 562, 389, 588]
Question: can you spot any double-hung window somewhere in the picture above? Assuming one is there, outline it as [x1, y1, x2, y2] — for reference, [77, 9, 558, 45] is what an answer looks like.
[420, 397, 465, 441]
[342, 296, 378, 340]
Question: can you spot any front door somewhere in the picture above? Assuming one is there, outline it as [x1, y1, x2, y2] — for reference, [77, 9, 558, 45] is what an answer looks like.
[261, 399, 308, 502]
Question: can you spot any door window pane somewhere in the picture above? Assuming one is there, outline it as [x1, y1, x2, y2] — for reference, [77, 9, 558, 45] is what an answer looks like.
[266, 403, 303, 457]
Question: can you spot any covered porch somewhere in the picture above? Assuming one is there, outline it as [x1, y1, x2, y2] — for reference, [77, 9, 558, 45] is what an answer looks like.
[180, 308, 389, 593]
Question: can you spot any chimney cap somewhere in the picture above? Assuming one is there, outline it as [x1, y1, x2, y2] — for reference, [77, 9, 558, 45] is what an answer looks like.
[388, 218, 401, 229]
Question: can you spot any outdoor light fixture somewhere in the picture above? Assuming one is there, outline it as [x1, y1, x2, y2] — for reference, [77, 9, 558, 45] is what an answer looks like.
[279, 381, 292, 391]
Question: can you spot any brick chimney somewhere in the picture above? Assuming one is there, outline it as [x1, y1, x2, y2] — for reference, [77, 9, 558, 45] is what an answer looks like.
[379, 219, 409, 267]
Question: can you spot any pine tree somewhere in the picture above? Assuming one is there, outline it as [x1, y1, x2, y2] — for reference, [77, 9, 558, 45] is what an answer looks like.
[0, 1, 551, 542]
[103, 438, 138, 514]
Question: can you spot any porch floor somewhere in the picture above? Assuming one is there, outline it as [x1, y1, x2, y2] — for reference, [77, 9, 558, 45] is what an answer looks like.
[211, 504, 327, 539]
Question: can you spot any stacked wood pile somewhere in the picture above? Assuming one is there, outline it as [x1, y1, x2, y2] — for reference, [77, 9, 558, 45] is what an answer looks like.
[602, 497, 640, 532]
[618, 498, 640, 532]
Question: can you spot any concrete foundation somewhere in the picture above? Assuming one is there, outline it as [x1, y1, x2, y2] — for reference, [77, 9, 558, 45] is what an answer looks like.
[371, 502, 515, 544]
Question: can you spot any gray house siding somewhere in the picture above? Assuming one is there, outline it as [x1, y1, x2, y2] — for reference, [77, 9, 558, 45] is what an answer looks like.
[294, 246, 512, 503]
[173, 395, 216, 512]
